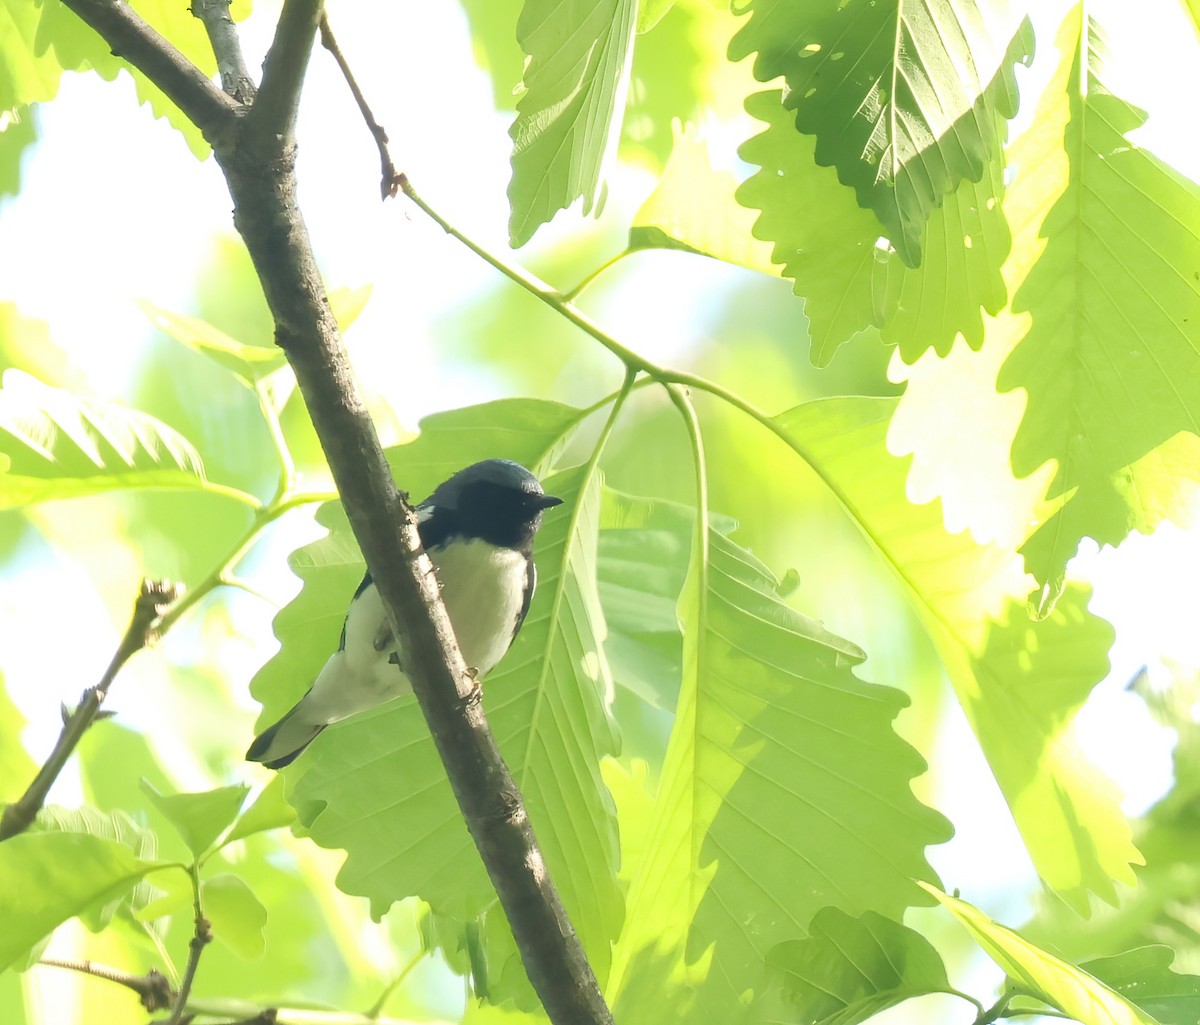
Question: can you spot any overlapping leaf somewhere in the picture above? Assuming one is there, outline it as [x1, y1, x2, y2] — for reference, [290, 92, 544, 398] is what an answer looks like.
[1085, 947, 1200, 1025]
[252, 399, 622, 995]
[0, 369, 208, 508]
[608, 493, 949, 1023]
[760, 908, 953, 1025]
[736, 86, 1013, 364]
[730, 0, 1030, 266]
[930, 887, 1160, 1025]
[773, 397, 1136, 908]
[995, 10, 1200, 591]
[508, 0, 637, 245]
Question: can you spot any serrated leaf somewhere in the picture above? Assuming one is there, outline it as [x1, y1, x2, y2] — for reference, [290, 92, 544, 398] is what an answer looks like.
[142, 780, 249, 859]
[203, 873, 267, 960]
[994, 11, 1200, 591]
[630, 121, 778, 275]
[139, 301, 288, 386]
[30, 804, 159, 929]
[773, 397, 1137, 908]
[608, 512, 949, 1023]
[254, 399, 620, 998]
[730, 0, 1031, 266]
[0, 832, 163, 971]
[222, 775, 295, 846]
[760, 908, 952, 1025]
[508, 0, 637, 245]
[0, 369, 209, 508]
[928, 886, 1160, 1025]
[736, 86, 1013, 364]
[1085, 946, 1200, 1025]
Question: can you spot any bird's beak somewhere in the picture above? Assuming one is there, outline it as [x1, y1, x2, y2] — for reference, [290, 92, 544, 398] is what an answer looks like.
[533, 494, 564, 510]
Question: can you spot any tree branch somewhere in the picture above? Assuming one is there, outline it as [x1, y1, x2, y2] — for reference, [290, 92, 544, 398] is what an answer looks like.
[168, 865, 212, 1025]
[37, 959, 174, 1013]
[317, 14, 397, 199]
[192, 0, 257, 103]
[53, 3, 612, 1020]
[57, 0, 238, 140]
[246, 0, 322, 145]
[0, 580, 179, 841]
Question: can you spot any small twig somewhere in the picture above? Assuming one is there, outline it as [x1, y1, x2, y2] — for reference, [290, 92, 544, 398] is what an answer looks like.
[192, 0, 256, 103]
[168, 866, 212, 1025]
[317, 13, 398, 199]
[0, 579, 180, 841]
[38, 958, 175, 1012]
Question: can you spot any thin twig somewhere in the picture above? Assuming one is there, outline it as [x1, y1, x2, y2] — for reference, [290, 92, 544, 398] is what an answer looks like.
[317, 13, 398, 200]
[37, 959, 175, 1012]
[247, 0, 323, 145]
[168, 865, 212, 1025]
[0, 579, 180, 841]
[192, 0, 257, 103]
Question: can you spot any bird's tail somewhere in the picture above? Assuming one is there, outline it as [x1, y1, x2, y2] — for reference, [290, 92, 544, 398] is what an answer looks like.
[246, 697, 326, 770]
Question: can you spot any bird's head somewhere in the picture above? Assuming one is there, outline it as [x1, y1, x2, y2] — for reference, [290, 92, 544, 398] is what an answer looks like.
[419, 459, 563, 550]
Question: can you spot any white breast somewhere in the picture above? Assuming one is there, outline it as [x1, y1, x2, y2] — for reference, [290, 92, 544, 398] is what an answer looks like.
[432, 538, 530, 676]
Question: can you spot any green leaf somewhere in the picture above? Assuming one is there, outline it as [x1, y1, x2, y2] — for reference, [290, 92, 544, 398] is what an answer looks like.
[203, 873, 268, 960]
[928, 886, 1161, 1025]
[773, 397, 1137, 908]
[1085, 946, 1200, 1025]
[0, 671, 34, 800]
[608, 515, 949, 1023]
[222, 776, 295, 846]
[995, 11, 1200, 591]
[761, 907, 952, 1025]
[729, 0, 1031, 266]
[736, 87, 1013, 364]
[0, 832, 163, 971]
[0, 108, 37, 201]
[508, 0, 638, 246]
[139, 301, 288, 387]
[0, 369, 209, 508]
[256, 399, 620, 997]
[141, 781, 250, 859]
[630, 120, 779, 275]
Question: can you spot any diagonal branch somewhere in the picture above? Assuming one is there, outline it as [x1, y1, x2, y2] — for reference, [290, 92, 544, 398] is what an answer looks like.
[193, 0, 257, 103]
[58, 0, 238, 138]
[247, 0, 323, 145]
[0, 580, 179, 841]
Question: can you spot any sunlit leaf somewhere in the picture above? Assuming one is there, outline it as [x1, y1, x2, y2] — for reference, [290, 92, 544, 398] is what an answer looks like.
[928, 886, 1160, 1025]
[995, 11, 1200, 592]
[141, 780, 250, 859]
[630, 120, 778, 275]
[508, 0, 637, 245]
[203, 874, 268, 960]
[608, 506, 949, 1022]
[0, 369, 209, 508]
[0, 832, 164, 971]
[222, 776, 294, 846]
[1085, 946, 1200, 1025]
[736, 88, 1012, 364]
[0, 109, 36, 200]
[760, 907, 953, 1025]
[730, 0, 1031, 266]
[139, 301, 287, 387]
[0, 671, 34, 799]
[774, 397, 1136, 908]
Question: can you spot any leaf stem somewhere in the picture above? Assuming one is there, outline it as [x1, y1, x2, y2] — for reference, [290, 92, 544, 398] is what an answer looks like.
[560, 248, 635, 302]
[363, 949, 424, 1019]
[168, 862, 211, 1025]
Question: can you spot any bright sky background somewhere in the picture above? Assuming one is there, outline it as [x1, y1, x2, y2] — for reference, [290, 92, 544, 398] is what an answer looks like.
[2, 0, 1200, 1020]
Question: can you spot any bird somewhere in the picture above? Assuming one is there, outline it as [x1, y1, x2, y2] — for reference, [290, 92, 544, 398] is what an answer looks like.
[247, 459, 563, 769]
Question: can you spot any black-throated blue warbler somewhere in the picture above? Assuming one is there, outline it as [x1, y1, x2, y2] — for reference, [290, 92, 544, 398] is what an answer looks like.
[247, 459, 562, 769]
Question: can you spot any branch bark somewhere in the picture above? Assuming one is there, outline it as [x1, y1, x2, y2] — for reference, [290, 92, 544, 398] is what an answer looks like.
[192, 0, 257, 103]
[52, 3, 614, 1022]
[0, 580, 179, 841]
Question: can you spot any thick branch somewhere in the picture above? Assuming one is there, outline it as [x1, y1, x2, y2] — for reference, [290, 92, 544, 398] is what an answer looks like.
[193, 0, 257, 103]
[0, 580, 179, 841]
[247, 0, 322, 145]
[57, 0, 238, 139]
